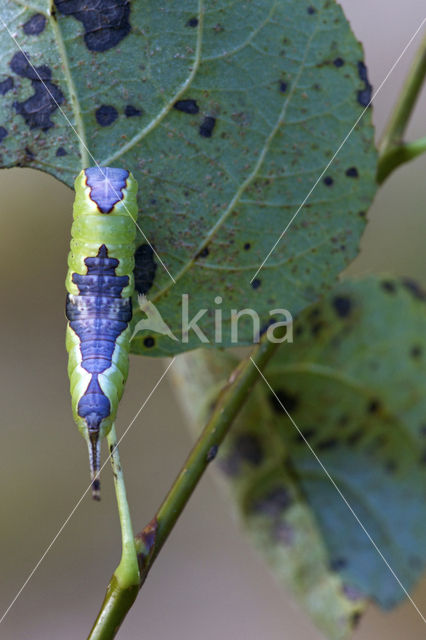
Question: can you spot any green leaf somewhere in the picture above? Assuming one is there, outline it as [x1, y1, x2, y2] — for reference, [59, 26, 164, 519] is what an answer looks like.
[173, 350, 367, 640]
[266, 276, 426, 608]
[173, 277, 426, 634]
[0, 0, 377, 355]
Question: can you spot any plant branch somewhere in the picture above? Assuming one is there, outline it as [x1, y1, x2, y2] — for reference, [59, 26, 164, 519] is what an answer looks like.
[88, 329, 286, 638]
[88, 426, 140, 640]
[137, 332, 285, 574]
[377, 32, 426, 183]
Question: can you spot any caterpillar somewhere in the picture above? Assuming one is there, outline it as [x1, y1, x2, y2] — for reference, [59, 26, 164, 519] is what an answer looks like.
[65, 167, 138, 499]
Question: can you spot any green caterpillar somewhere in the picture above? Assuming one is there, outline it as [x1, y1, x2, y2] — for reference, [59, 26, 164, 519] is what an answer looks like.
[65, 167, 138, 499]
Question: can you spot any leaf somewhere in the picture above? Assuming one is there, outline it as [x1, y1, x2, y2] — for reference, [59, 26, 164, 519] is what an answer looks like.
[265, 276, 426, 608]
[0, 0, 377, 355]
[173, 350, 367, 640]
[173, 277, 426, 635]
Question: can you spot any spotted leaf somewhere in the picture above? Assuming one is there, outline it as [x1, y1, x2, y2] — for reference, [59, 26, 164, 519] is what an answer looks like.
[173, 349, 367, 640]
[173, 277, 426, 634]
[266, 276, 426, 608]
[0, 0, 377, 355]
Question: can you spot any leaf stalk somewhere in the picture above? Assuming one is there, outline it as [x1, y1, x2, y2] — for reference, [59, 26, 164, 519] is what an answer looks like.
[377, 32, 426, 183]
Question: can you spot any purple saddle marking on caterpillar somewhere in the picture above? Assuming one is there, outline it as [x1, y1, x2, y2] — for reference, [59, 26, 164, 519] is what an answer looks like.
[66, 244, 132, 430]
[84, 167, 129, 213]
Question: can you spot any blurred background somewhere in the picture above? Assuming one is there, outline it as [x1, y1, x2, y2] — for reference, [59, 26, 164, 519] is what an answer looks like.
[0, 1, 425, 638]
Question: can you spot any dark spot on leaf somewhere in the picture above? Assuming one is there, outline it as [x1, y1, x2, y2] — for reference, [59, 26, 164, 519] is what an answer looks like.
[10, 51, 34, 76]
[196, 246, 209, 258]
[0, 126, 8, 142]
[385, 459, 397, 473]
[235, 433, 263, 465]
[333, 57, 345, 67]
[367, 398, 380, 414]
[347, 431, 363, 446]
[381, 280, 396, 293]
[174, 99, 199, 114]
[294, 427, 316, 442]
[317, 438, 338, 450]
[402, 278, 426, 301]
[95, 105, 118, 126]
[251, 487, 292, 517]
[331, 557, 347, 570]
[134, 244, 157, 295]
[410, 345, 422, 359]
[307, 6, 316, 14]
[244, 242, 251, 250]
[186, 17, 198, 27]
[220, 433, 263, 475]
[357, 60, 372, 107]
[25, 146, 35, 160]
[311, 320, 324, 336]
[269, 389, 299, 413]
[199, 116, 216, 137]
[420, 424, 426, 436]
[23, 13, 46, 35]
[0, 76, 13, 95]
[9, 52, 64, 130]
[251, 278, 261, 290]
[279, 81, 288, 93]
[359, 210, 366, 218]
[345, 167, 359, 178]
[333, 295, 352, 318]
[207, 445, 218, 462]
[56, 146, 67, 156]
[323, 176, 334, 186]
[143, 336, 155, 348]
[124, 104, 142, 117]
[55, 0, 131, 52]
[217, 454, 239, 477]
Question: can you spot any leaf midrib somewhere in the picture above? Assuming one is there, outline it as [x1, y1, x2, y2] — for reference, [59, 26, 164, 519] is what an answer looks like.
[102, 0, 205, 166]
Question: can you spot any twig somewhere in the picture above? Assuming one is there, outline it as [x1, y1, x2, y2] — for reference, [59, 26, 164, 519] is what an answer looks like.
[377, 31, 426, 183]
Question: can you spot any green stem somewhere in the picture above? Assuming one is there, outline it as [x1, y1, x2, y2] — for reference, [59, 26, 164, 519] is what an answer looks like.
[88, 426, 140, 640]
[377, 32, 426, 184]
[377, 137, 426, 184]
[138, 330, 284, 578]
[88, 330, 285, 638]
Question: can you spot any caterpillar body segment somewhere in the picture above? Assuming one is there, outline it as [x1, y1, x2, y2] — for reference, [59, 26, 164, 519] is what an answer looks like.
[65, 167, 138, 499]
